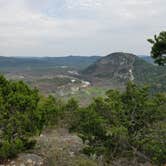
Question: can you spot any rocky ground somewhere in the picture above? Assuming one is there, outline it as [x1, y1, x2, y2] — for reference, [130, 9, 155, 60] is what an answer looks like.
[1, 127, 155, 166]
[1, 127, 97, 166]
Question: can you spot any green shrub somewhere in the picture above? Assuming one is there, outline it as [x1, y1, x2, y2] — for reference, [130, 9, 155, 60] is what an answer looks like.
[70, 82, 166, 165]
[0, 75, 40, 159]
[0, 139, 24, 158]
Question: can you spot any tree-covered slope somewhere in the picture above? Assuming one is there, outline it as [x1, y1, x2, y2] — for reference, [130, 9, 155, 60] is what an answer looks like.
[133, 57, 166, 92]
[0, 56, 100, 71]
[82, 52, 166, 92]
[0, 75, 165, 165]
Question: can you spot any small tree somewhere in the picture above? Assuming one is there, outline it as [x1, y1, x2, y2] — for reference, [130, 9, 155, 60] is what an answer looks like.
[0, 76, 40, 159]
[148, 31, 166, 65]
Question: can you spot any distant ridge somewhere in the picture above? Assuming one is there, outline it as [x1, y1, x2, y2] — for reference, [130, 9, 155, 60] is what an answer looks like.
[140, 56, 154, 64]
[82, 52, 166, 92]
[0, 56, 101, 70]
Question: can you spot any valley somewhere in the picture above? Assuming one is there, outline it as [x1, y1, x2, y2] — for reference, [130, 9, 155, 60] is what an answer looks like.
[1, 53, 165, 105]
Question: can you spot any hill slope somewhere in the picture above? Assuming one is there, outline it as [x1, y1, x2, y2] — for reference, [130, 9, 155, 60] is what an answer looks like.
[82, 52, 166, 92]
[140, 56, 154, 64]
[0, 56, 100, 71]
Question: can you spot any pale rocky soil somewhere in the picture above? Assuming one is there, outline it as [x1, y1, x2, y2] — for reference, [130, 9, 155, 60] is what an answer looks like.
[1, 127, 92, 166]
[1, 127, 155, 166]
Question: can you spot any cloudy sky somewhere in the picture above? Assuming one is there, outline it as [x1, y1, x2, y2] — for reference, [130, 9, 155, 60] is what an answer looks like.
[0, 0, 165, 57]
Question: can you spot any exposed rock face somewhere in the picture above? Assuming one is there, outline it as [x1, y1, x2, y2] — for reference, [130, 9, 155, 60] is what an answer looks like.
[81, 52, 166, 91]
[4, 127, 84, 166]
[82, 52, 136, 87]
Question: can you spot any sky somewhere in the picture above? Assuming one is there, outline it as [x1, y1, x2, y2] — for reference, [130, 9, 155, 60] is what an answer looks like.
[0, 0, 166, 57]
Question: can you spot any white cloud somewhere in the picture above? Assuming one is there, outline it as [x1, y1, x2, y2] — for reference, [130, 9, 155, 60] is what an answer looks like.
[0, 0, 166, 56]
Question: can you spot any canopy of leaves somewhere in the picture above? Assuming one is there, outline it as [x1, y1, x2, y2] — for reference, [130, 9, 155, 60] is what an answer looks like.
[0, 75, 41, 159]
[148, 31, 166, 65]
[0, 75, 165, 165]
[70, 82, 166, 165]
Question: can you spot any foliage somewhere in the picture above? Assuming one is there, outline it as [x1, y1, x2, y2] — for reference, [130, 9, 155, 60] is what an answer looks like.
[148, 31, 166, 65]
[70, 82, 166, 165]
[0, 74, 165, 165]
[37, 95, 63, 127]
[0, 75, 64, 159]
[0, 75, 41, 159]
[65, 98, 79, 112]
[0, 75, 79, 159]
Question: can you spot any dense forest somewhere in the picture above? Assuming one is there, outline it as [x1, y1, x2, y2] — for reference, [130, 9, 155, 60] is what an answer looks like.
[0, 75, 165, 165]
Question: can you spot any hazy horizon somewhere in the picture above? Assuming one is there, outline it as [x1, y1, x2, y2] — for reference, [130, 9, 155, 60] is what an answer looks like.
[0, 0, 165, 57]
[0, 52, 150, 58]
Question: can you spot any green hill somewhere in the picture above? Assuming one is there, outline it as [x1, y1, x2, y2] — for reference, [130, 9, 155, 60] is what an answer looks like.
[82, 52, 166, 92]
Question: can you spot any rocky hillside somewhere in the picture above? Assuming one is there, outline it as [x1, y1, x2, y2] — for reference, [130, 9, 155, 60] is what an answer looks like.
[82, 52, 166, 92]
